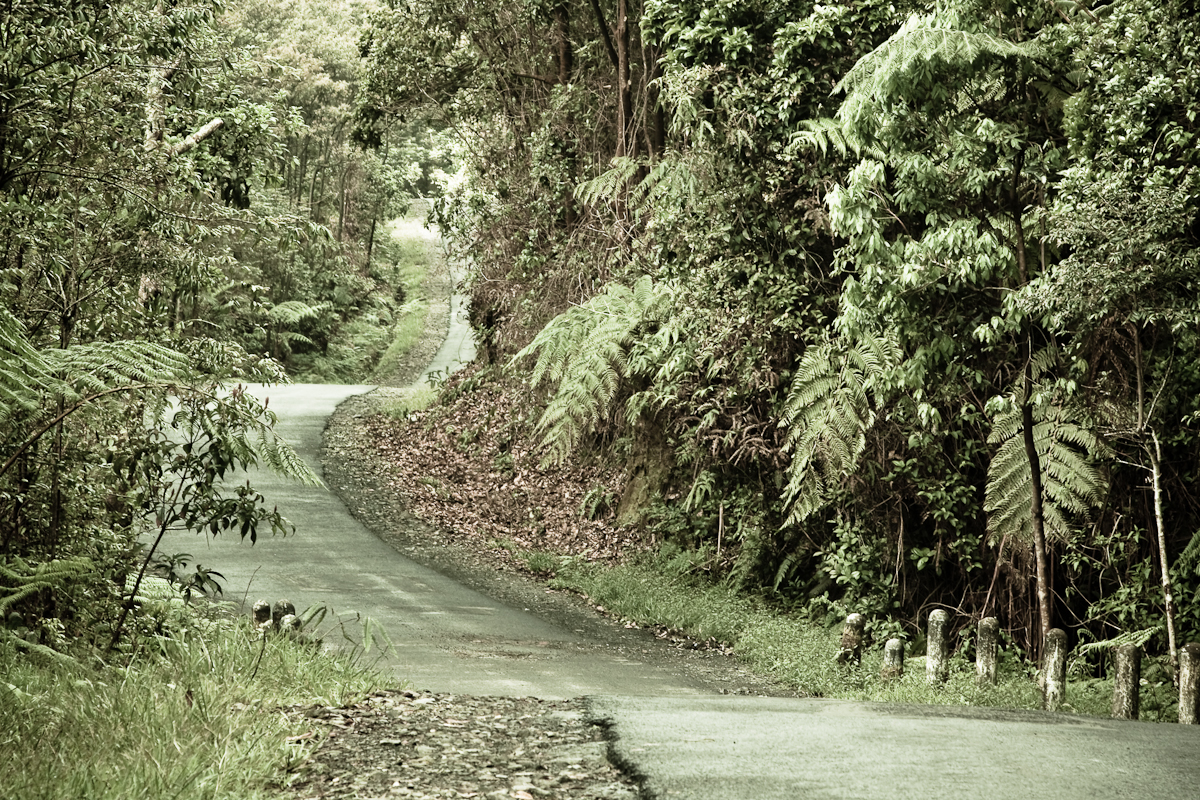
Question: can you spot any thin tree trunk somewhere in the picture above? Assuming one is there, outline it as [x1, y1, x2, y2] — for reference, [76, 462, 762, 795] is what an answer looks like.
[615, 0, 633, 160]
[1149, 430, 1179, 679]
[589, 0, 619, 68]
[555, 2, 577, 227]
[1021, 353, 1053, 652]
[1011, 150, 1051, 654]
[365, 217, 377, 274]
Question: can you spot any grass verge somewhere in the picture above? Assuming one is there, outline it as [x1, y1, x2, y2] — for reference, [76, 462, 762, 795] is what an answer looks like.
[0, 602, 383, 800]
[370, 215, 437, 383]
[526, 545, 1178, 720]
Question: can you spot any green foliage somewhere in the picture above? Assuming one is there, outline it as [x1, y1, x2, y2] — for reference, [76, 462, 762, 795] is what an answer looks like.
[835, 11, 1046, 134]
[0, 557, 94, 617]
[781, 330, 901, 526]
[0, 604, 381, 800]
[984, 400, 1107, 546]
[363, 0, 1200, 664]
[513, 276, 675, 465]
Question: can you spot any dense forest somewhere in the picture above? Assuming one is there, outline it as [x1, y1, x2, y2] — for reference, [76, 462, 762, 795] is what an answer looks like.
[0, 0, 448, 652]
[2, 0, 1198, 675]
[356, 0, 1200, 664]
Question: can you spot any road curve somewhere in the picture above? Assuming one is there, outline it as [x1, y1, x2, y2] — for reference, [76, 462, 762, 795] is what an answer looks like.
[158, 382, 722, 699]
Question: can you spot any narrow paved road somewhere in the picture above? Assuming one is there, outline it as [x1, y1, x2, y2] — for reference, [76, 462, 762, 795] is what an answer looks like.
[161, 380, 1200, 799]
[159, 381, 727, 699]
[158, 291, 1200, 798]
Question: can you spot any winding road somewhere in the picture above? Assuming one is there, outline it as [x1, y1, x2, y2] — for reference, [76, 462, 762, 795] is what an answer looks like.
[158, 290, 1199, 799]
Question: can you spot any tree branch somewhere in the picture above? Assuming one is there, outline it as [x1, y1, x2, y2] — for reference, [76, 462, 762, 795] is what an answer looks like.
[164, 117, 224, 157]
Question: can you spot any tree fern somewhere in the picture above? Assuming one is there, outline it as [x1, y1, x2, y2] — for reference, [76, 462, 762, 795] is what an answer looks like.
[267, 300, 326, 326]
[0, 306, 316, 487]
[0, 556, 94, 616]
[781, 330, 902, 526]
[835, 12, 1045, 134]
[575, 151, 709, 220]
[984, 401, 1107, 546]
[511, 276, 673, 465]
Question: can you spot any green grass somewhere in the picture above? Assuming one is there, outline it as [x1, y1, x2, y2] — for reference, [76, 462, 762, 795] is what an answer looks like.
[541, 547, 1167, 718]
[0, 602, 383, 800]
[370, 214, 437, 383]
[377, 384, 440, 420]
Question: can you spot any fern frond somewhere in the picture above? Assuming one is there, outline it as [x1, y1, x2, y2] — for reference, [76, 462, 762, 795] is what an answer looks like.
[575, 157, 644, 207]
[835, 13, 1046, 134]
[781, 330, 901, 526]
[511, 276, 674, 466]
[267, 300, 326, 326]
[0, 556, 95, 615]
[837, 14, 1041, 98]
[984, 403, 1108, 545]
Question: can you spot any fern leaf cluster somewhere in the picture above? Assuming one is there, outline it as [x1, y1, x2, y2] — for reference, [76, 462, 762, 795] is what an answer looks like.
[835, 13, 1044, 134]
[267, 300, 327, 326]
[984, 402, 1107, 546]
[781, 331, 902, 526]
[575, 151, 709, 220]
[0, 556, 95, 615]
[512, 276, 672, 465]
[0, 308, 193, 441]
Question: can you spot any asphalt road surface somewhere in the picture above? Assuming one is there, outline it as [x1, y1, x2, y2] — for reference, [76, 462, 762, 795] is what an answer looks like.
[156, 308, 1200, 798]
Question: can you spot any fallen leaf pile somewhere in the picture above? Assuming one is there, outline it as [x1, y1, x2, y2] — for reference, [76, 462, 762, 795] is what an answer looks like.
[286, 690, 637, 799]
[356, 367, 640, 565]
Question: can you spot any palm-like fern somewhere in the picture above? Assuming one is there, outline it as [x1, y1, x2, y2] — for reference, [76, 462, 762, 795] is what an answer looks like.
[781, 331, 901, 526]
[512, 276, 673, 465]
[984, 401, 1107, 545]
[0, 307, 317, 486]
[575, 151, 709, 219]
[835, 12, 1044, 120]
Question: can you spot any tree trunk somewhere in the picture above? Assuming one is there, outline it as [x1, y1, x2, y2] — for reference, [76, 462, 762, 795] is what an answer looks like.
[1012, 151, 1052, 654]
[1149, 430, 1179, 679]
[615, 0, 634, 160]
[1021, 354, 1053, 653]
[555, 2, 577, 227]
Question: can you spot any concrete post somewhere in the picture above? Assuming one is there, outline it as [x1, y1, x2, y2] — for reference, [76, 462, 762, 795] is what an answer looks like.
[279, 613, 303, 636]
[272, 599, 296, 627]
[1111, 643, 1141, 720]
[252, 599, 272, 629]
[1179, 642, 1200, 724]
[881, 638, 905, 680]
[837, 613, 866, 666]
[977, 617, 999, 686]
[926, 609, 950, 685]
[1043, 628, 1068, 711]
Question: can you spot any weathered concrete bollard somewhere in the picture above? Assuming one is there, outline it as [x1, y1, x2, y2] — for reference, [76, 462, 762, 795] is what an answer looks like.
[1179, 642, 1200, 724]
[1043, 628, 1068, 711]
[926, 609, 950, 685]
[272, 599, 296, 627]
[837, 613, 867, 666]
[279, 613, 303, 636]
[881, 638, 905, 680]
[1111, 643, 1141, 720]
[252, 599, 273, 630]
[977, 617, 999, 686]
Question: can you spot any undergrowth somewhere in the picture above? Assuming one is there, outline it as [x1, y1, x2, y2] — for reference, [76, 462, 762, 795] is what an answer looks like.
[530, 544, 1175, 720]
[0, 598, 383, 800]
[371, 215, 436, 383]
[290, 209, 436, 383]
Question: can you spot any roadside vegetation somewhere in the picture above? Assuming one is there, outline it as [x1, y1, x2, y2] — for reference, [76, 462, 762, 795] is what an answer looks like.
[356, 0, 1200, 695]
[3, 0, 1199, 795]
[0, 1, 401, 795]
[0, 587, 384, 800]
